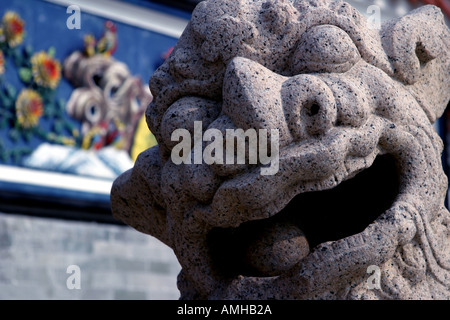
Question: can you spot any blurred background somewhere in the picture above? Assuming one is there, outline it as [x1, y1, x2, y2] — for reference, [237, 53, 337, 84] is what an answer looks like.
[0, 0, 448, 300]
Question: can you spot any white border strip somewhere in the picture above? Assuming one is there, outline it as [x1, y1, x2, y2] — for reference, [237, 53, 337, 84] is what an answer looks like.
[44, 0, 188, 38]
[0, 165, 112, 195]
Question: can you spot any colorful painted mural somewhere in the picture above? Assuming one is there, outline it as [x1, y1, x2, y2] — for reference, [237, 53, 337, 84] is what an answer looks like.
[0, 0, 180, 180]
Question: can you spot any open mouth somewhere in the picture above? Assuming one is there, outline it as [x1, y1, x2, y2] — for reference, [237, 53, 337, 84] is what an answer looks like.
[206, 153, 400, 278]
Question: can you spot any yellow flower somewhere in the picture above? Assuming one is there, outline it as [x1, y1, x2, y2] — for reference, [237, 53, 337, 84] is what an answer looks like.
[1, 11, 25, 48]
[31, 51, 61, 89]
[15, 89, 43, 129]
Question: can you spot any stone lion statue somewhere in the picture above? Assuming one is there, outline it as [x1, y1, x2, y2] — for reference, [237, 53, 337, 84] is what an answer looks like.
[111, 0, 450, 299]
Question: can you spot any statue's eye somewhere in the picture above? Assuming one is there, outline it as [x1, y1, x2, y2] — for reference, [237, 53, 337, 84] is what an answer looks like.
[290, 25, 360, 74]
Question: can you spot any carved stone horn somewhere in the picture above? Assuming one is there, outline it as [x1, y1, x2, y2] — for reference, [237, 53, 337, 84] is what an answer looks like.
[381, 5, 450, 123]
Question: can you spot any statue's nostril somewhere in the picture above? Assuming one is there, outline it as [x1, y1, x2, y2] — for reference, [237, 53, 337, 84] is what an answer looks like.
[282, 75, 337, 141]
[303, 100, 333, 137]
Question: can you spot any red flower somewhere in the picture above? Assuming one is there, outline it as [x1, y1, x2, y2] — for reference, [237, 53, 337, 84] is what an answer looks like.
[1, 11, 25, 47]
[15, 89, 44, 129]
[31, 51, 62, 89]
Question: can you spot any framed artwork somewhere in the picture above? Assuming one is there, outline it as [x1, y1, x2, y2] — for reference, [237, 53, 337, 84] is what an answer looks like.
[0, 0, 189, 222]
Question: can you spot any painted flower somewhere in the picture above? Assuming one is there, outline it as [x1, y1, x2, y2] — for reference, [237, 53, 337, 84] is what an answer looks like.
[1, 11, 25, 48]
[15, 89, 43, 129]
[0, 50, 4, 75]
[31, 51, 61, 89]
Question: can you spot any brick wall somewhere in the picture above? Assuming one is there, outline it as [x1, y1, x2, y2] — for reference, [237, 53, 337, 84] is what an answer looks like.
[0, 212, 181, 299]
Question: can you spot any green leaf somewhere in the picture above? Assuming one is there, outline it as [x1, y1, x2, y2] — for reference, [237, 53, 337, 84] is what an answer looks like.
[64, 121, 74, 133]
[19, 67, 32, 84]
[48, 46, 56, 57]
[8, 129, 20, 142]
[23, 129, 33, 142]
[53, 120, 63, 134]
[24, 45, 34, 58]
[35, 127, 47, 139]
[0, 118, 8, 129]
[45, 104, 55, 118]
[5, 83, 16, 99]
[1, 96, 12, 109]
[0, 151, 8, 163]
[2, 46, 12, 58]
[12, 149, 21, 164]
[57, 98, 66, 112]
[13, 48, 24, 67]
[37, 87, 54, 102]
[19, 147, 33, 157]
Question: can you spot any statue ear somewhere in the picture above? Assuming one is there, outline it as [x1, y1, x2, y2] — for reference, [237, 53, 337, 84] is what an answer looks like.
[111, 145, 171, 247]
[381, 5, 450, 123]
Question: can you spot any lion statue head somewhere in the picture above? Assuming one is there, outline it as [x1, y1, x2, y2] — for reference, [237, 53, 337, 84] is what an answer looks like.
[111, 0, 450, 299]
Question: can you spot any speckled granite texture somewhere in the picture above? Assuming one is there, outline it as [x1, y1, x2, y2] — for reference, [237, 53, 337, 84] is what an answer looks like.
[111, 0, 450, 299]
